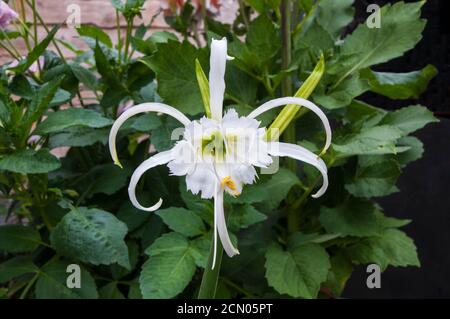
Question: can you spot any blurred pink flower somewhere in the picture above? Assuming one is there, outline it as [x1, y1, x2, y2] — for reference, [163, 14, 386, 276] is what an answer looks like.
[0, 1, 18, 28]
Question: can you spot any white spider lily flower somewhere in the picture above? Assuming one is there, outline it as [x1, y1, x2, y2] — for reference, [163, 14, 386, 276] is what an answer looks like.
[109, 38, 332, 269]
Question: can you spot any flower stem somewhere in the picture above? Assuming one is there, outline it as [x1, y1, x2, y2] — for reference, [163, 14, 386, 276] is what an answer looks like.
[198, 236, 223, 299]
[280, 0, 299, 233]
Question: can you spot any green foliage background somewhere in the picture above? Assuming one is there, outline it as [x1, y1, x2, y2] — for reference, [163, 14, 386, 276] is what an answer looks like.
[0, 0, 438, 299]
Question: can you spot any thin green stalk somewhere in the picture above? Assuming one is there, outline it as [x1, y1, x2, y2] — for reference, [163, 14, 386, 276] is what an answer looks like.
[31, 0, 38, 44]
[116, 10, 122, 63]
[25, 0, 85, 106]
[19, 272, 39, 299]
[280, 0, 299, 233]
[238, 0, 250, 30]
[18, 0, 32, 51]
[1, 30, 22, 57]
[124, 18, 133, 62]
[0, 41, 20, 60]
[198, 238, 223, 299]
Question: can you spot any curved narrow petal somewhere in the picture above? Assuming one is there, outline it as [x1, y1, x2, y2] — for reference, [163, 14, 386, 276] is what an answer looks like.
[109, 102, 191, 167]
[268, 142, 329, 198]
[211, 185, 218, 269]
[209, 38, 228, 121]
[128, 150, 174, 212]
[248, 97, 332, 152]
[214, 182, 240, 259]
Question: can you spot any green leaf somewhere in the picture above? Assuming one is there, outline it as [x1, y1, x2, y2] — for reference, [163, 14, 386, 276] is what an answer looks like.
[85, 163, 131, 197]
[36, 259, 98, 299]
[324, 253, 353, 296]
[332, 1, 426, 86]
[179, 179, 214, 226]
[155, 207, 205, 237]
[0, 256, 38, 283]
[333, 125, 403, 157]
[314, 73, 370, 109]
[319, 199, 380, 237]
[345, 229, 420, 271]
[77, 25, 112, 47]
[48, 127, 109, 148]
[396, 136, 424, 167]
[361, 64, 437, 100]
[380, 105, 439, 135]
[245, 15, 281, 70]
[375, 210, 411, 229]
[125, 113, 162, 132]
[8, 25, 60, 74]
[265, 242, 330, 298]
[50, 207, 130, 269]
[228, 204, 267, 231]
[0, 225, 42, 253]
[146, 41, 208, 115]
[35, 109, 112, 135]
[345, 158, 401, 198]
[189, 234, 211, 268]
[140, 232, 196, 298]
[316, 0, 355, 38]
[94, 41, 123, 90]
[69, 63, 99, 91]
[228, 168, 299, 210]
[99, 282, 125, 299]
[0, 149, 60, 174]
[24, 76, 65, 124]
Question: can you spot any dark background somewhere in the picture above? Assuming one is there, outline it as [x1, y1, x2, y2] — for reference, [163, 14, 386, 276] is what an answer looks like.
[343, 0, 450, 298]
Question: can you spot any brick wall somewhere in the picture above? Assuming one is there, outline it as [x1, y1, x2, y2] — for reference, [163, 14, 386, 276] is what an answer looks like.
[1, 0, 238, 63]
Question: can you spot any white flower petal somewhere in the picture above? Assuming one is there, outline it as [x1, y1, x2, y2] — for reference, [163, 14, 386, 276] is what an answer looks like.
[128, 150, 174, 212]
[268, 142, 329, 198]
[214, 183, 239, 258]
[109, 103, 191, 167]
[248, 97, 332, 152]
[186, 162, 217, 199]
[209, 38, 228, 121]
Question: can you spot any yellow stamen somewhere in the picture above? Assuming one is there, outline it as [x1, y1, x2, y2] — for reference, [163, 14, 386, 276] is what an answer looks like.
[221, 176, 237, 191]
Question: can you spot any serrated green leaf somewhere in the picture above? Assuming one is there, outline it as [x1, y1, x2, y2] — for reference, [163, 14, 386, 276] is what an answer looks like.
[319, 199, 380, 237]
[140, 232, 196, 298]
[345, 159, 401, 198]
[99, 282, 125, 299]
[380, 105, 439, 135]
[332, 1, 426, 87]
[316, 0, 355, 38]
[50, 207, 130, 269]
[146, 41, 208, 115]
[324, 253, 353, 296]
[361, 64, 437, 99]
[35, 259, 98, 299]
[228, 204, 267, 231]
[156, 207, 205, 237]
[396, 136, 424, 167]
[345, 229, 420, 270]
[265, 242, 330, 298]
[0, 149, 60, 174]
[333, 125, 403, 157]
